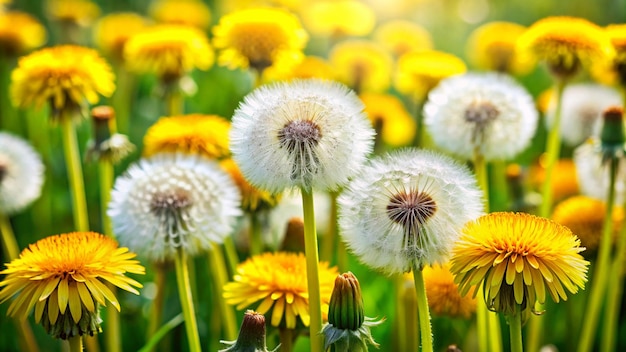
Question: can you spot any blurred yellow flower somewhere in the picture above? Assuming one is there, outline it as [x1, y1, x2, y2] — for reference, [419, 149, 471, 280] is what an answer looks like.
[466, 21, 535, 75]
[373, 20, 432, 57]
[264, 55, 335, 82]
[301, 0, 375, 38]
[0, 232, 144, 339]
[124, 24, 214, 81]
[220, 158, 281, 213]
[605, 24, 626, 86]
[10, 45, 115, 118]
[46, 0, 100, 27]
[360, 92, 415, 147]
[451, 212, 589, 318]
[143, 114, 231, 159]
[0, 11, 46, 56]
[423, 263, 476, 319]
[212, 7, 308, 73]
[149, 0, 211, 30]
[94, 13, 149, 63]
[394, 50, 467, 100]
[552, 195, 623, 256]
[329, 40, 393, 93]
[530, 156, 580, 203]
[224, 251, 338, 329]
[517, 16, 614, 79]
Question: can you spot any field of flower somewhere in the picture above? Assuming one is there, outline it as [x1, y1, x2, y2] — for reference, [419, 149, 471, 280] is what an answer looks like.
[0, 0, 625, 351]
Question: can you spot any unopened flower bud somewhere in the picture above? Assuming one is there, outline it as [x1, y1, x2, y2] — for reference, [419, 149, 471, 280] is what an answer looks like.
[219, 310, 276, 352]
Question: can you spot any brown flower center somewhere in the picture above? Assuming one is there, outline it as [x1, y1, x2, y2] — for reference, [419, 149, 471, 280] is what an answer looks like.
[465, 101, 499, 143]
[277, 120, 322, 184]
[386, 190, 437, 249]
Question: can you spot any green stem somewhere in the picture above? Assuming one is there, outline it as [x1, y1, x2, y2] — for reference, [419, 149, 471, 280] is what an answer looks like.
[473, 149, 489, 212]
[0, 213, 19, 260]
[222, 236, 239, 277]
[68, 336, 83, 352]
[174, 249, 202, 352]
[209, 243, 238, 340]
[279, 328, 294, 352]
[300, 188, 323, 352]
[248, 213, 263, 255]
[60, 115, 89, 231]
[111, 66, 133, 135]
[166, 89, 183, 116]
[476, 286, 489, 352]
[147, 264, 167, 351]
[321, 192, 338, 266]
[403, 275, 419, 352]
[412, 268, 433, 352]
[139, 313, 184, 352]
[105, 284, 121, 352]
[99, 160, 114, 238]
[509, 308, 523, 352]
[26, 107, 52, 236]
[577, 157, 619, 352]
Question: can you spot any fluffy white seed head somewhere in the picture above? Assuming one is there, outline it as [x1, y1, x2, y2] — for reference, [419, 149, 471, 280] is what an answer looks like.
[230, 79, 375, 193]
[0, 132, 45, 215]
[424, 72, 538, 161]
[338, 148, 484, 274]
[574, 139, 626, 204]
[545, 83, 622, 147]
[108, 153, 242, 262]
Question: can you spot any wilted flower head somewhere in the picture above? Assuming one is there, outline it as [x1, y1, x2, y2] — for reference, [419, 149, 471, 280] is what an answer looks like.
[301, 0, 375, 38]
[124, 24, 213, 82]
[466, 21, 535, 75]
[149, 0, 211, 30]
[10, 45, 115, 120]
[230, 79, 375, 193]
[212, 7, 308, 73]
[517, 16, 614, 80]
[0, 132, 45, 215]
[0, 11, 46, 56]
[451, 212, 589, 319]
[360, 92, 416, 148]
[108, 153, 241, 262]
[0, 232, 144, 339]
[224, 251, 338, 329]
[424, 72, 538, 161]
[329, 40, 393, 93]
[143, 114, 231, 159]
[94, 13, 148, 63]
[338, 148, 484, 274]
[394, 50, 467, 100]
[544, 83, 622, 147]
[423, 263, 477, 319]
[373, 20, 432, 58]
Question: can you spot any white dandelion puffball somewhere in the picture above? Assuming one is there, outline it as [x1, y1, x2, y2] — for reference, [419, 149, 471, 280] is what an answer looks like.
[424, 72, 538, 161]
[545, 83, 622, 147]
[230, 79, 375, 193]
[108, 153, 242, 262]
[338, 148, 484, 274]
[0, 132, 45, 215]
[574, 139, 626, 205]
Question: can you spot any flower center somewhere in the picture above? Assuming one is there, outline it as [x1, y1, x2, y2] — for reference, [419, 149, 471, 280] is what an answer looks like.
[386, 190, 437, 249]
[464, 101, 499, 143]
[150, 189, 193, 245]
[277, 120, 322, 185]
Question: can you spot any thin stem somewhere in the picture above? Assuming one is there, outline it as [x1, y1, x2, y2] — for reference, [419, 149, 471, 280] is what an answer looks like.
[476, 286, 489, 352]
[509, 308, 523, 352]
[68, 336, 83, 352]
[412, 268, 433, 352]
[174, 249, 202, 352]
[99, 160, 115, 237]
[26, 107, 52, 236]
[300, 188, 323, 352]
[208, 243, 238, 340]
[147, 263, 167, 350]
[105, 284, 121, 352]
[139, 313, 184, 352]
[321, 192, 338, 265]
[0, 213, 19, 260]
[111, 66, 133, 135]
[403, 275, 419, 352]
[60, 115, 89, 231]
[248, 213, 263, 255]
[473, 149, 489, 212]
[577, 157, 619, 352]
[166, 89, 183, 116]
[222, 236, 239, 276]
[279, 328, 294, 352]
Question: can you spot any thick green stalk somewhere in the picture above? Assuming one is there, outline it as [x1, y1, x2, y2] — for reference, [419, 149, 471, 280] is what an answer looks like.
[279, 328, 294, 352]
[509, 308, 523, 352]
[412, 268, 433, 352]
[166, 90, 183, 116]
[98, 160, 114, 237]
[321, 192, 338, 265]
[403, 275, 419, 352]
[60, 115, 89, 231]
[300, 188, 323, 352]
[208, 243, 238, 340]
[0, 213, 19, 260]
[174, 249, 202, 352]
[248, 213, 263, 255]
[577, 157, 619, 352]
[69, 336, 83, 352]
[104, 284, 121, 352]
[222, 236, 239, 276]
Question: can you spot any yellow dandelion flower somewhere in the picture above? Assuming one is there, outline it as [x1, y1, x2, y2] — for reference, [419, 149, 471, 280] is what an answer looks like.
[46, 0, 100, 27]
[220, 158, 281, 213]
[466, 21, 535, 75]
[0, 11, 46, 56]
[94, 13, 149, 63]
[143, 114, 231, 159]
[10, 45, 115, 118]
[224, 252, 338, 329]
[517, 16, 615, 79]
[360, 92, 415, 147]
[263, 55, 335, 82]
[329, 40, 393, 93]
[394, 50, 467, 100]
[212, 7, 308, 73]
[124, 24, 214, 81]
[423, 263, 476, 319]
[373, 20, 432, 58]
[604, 24, 626, 86]
[530, 156, 580, 203]
[301, 0, 375, 38]
[149, 0, 211, 30]
[0, 232, 144, 339]
[552, 195, 623, 255]
[451, 212, 589, 318]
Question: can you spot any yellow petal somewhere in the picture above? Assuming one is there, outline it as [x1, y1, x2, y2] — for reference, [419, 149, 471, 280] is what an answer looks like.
[48, 290, 60, 324]
[271, 297, 285, 327]
[77, 282, 95, 312]
[68, 281, 82, 323]
[57, 278, 69, 314]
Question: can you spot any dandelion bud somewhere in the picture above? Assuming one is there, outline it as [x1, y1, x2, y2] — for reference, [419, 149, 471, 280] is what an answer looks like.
[219, 311, 273, 352]
[600, 106, 625, 149]
[87, 106, 135, 163]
